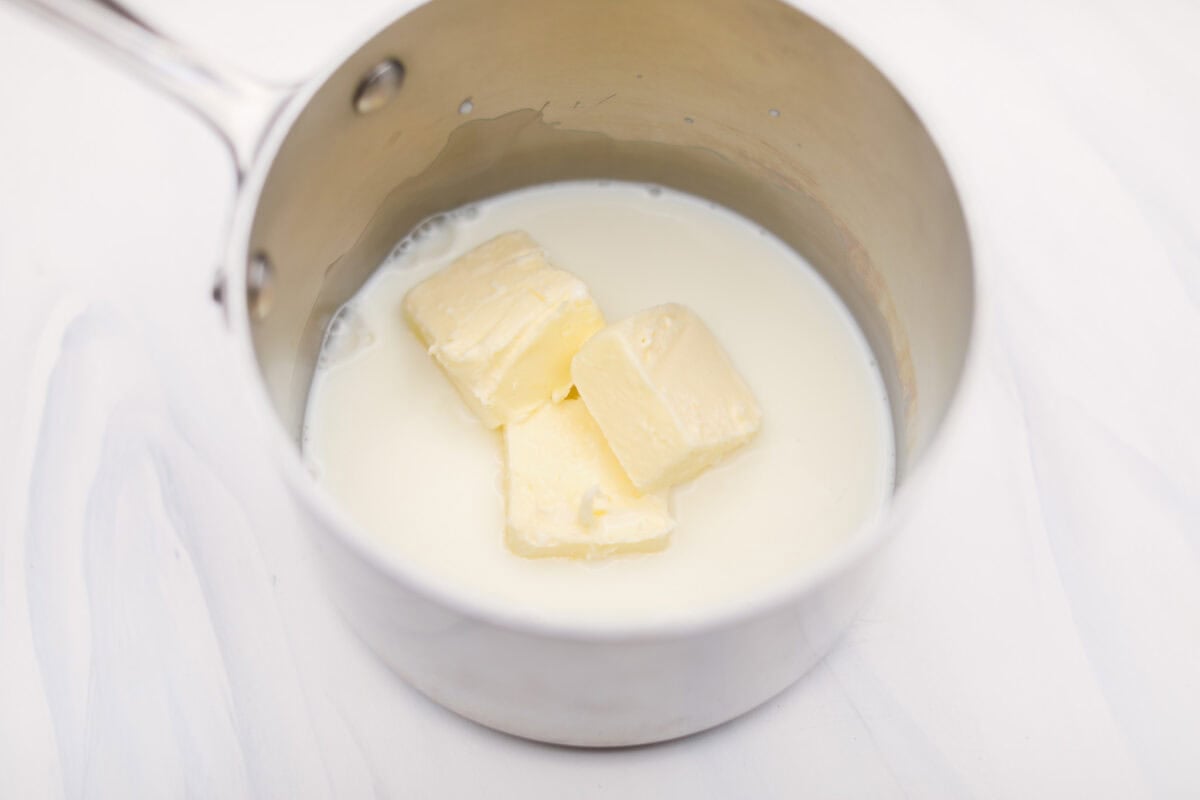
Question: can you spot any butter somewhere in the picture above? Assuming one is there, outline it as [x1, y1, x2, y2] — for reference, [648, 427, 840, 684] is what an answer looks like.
[504, 398, 674, 559]
[571, 303, 762, 491]
[403, 231, 605, 428]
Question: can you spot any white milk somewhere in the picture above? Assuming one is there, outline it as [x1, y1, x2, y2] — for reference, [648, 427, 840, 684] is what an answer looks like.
[303, 182, 893, 624]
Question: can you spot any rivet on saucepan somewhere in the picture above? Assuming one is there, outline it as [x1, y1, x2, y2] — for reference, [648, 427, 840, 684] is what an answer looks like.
[247, 252, 275, 320]
[353, 59, 406, 114]
[211, 271, 226, 305]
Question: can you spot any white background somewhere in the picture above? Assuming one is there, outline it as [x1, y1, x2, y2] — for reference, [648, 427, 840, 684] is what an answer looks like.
[2, 0, 1199, 797]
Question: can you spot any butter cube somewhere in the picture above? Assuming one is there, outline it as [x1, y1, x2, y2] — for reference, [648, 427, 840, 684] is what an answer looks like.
[403, 231, 605, 428]
[504, 398, 675, 559]
[571, 303, 762, 491]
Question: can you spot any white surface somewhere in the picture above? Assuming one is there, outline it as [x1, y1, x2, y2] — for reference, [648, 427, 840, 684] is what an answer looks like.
[1, 0, 1198, 796]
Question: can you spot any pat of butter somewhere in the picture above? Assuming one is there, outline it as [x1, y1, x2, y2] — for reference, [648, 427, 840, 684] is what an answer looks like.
[403, 231, 605, 428]
[504, 398, 674, 559]
[572, 303, 762, 491]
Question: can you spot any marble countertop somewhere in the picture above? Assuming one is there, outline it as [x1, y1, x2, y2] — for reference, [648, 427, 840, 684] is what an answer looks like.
[2, 0, 1198, 796]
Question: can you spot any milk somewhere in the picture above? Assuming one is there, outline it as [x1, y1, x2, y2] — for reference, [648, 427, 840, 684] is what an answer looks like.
[303, 182, 894, 624]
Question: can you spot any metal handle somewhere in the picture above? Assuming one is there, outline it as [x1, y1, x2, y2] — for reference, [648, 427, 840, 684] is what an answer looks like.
[10, 0, 295, 180]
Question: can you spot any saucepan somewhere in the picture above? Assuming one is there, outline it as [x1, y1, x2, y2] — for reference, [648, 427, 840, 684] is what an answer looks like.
[15, 0, 974, 745]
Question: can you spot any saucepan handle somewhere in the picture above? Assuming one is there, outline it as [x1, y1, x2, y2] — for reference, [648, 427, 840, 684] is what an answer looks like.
[8, 0, 295, 180]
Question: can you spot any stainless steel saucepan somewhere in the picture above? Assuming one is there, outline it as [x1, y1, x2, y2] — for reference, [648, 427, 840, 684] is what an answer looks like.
[14, 0, 974, 746]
